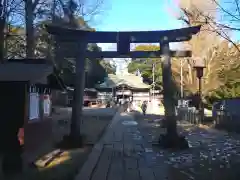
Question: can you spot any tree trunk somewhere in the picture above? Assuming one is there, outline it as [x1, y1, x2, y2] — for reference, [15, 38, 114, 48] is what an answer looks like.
[0, 18, 5, 63]
[161, 42, 178, 138]
[25, 0, 35, 58]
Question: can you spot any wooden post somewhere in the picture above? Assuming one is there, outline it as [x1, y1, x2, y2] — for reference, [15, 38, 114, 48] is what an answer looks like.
[161, 40, 177, 137]
[70, 39, 87, 139]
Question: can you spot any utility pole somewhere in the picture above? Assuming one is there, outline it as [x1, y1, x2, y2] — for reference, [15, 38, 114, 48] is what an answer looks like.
[152, 63, 155, 101]
[180, 59, 183, 99]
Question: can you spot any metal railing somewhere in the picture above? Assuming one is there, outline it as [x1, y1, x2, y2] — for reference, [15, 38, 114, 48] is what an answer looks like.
[177, 107, 200, 124]
[177, 107, 240, 133]
[214, 111, 240, 133]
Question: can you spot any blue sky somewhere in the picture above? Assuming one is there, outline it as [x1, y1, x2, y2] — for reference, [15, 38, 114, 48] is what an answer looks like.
[95, 0, 181, 31]
[94, 0, 182, 51]
[92, 0, 240, 73]
[92, 0, 240, 50]
[92, 0, 183, 73]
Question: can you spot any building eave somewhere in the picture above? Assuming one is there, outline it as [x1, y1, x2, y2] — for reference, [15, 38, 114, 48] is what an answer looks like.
[0, 59, 53, 83]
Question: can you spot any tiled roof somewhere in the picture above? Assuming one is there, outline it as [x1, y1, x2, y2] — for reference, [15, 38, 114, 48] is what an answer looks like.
[96, 73, 150, 89]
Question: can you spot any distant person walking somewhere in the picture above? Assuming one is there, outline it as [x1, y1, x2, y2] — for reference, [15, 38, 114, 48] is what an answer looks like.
[141, 101, 147, 115]
[127, 101, 132, 112]
[106, 100, 111, 108]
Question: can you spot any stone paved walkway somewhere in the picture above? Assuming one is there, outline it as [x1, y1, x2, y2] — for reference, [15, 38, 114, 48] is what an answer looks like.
[74, 111, 167, 180]
[75, 110, 240, 180]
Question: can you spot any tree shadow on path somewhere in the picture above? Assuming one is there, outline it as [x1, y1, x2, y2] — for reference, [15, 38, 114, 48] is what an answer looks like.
[136, 113, 240, 180]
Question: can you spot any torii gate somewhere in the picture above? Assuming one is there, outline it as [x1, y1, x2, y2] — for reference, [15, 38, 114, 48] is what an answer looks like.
[46, 25, 201, 148]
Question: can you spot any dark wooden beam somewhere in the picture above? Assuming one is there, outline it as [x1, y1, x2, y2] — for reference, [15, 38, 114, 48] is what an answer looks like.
[60, 50, 192, 58]
[0, 62, 53, 82]
[117, 33, 131, 54]
[7, 58, 49, 64]
[46, 25, 201, 43]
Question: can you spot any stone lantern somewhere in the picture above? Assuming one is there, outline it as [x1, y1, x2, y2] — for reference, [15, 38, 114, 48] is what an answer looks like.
[193, 57, 206, 123]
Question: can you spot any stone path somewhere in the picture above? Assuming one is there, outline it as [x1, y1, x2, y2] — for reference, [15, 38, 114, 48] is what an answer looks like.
[138, 116, 240, 180]
[75, 110, 240, 180]
[74, 111, 167, 180]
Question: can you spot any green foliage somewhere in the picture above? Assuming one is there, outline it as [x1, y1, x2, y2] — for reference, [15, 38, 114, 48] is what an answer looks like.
[85, 44, 109, 87]
[127, 44, 162, 88]
[218, 63, 240, 86]
[212, 84, 240, 98]
[100, 60, 116, 74]
[205, 58, 240, 106]
[209, 64, 240, 100]
[5, 18, 115, 89]
[34, 5, 114, 88]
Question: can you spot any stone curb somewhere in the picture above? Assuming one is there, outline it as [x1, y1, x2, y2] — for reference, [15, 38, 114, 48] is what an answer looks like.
[74, 107, 123, 180]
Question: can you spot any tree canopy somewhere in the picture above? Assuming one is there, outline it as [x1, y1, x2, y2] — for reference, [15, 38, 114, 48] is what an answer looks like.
[164, 0, 240, 105]
[0, 0, 115, 89]
[128, 44, 162, 88]
[127, 39, 240, 106]
[3, 0, 240, 106]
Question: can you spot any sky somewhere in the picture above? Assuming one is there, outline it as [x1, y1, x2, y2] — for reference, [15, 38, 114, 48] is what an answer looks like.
[92, 0, 240, 49]
[91, 0, 183, 74]
[95, 0, 181, 31]
[94, 0, 182, 51]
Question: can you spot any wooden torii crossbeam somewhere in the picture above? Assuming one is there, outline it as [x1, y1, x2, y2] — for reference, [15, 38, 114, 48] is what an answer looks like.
[46, 25, 201, 148]
[46, 25, 200, 43]
[46, 25, 201, 58]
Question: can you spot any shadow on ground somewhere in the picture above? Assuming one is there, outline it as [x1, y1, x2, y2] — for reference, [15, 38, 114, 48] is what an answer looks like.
[135, 112, 240, 180]
[0, 107, 117, 180]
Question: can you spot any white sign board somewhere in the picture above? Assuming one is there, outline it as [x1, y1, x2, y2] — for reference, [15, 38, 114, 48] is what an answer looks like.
[116, 90, 131, 95]
[43, 95, 51, 116]
[178, 99, 189, 107]
[29, 92, 40, 120]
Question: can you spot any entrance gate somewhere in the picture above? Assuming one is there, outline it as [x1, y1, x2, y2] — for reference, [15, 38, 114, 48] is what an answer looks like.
[47, 25, 201, 146]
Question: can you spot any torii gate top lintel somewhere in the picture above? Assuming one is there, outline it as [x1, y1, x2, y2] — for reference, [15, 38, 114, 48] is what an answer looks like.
[47, 25, 201, 58]
[46, 25, 201, 43]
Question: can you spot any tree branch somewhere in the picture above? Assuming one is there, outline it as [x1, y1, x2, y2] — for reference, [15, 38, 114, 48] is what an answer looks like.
[212, 0, 240, 21]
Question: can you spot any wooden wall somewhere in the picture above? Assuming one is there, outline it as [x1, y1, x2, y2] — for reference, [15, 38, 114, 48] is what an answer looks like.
[24, 117, 53, 162]
[0, 82, 26, 154]
[24, 88, 53, 162]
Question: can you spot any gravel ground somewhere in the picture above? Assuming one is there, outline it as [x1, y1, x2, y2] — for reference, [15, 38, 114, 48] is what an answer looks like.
[137, 113, 240, 180]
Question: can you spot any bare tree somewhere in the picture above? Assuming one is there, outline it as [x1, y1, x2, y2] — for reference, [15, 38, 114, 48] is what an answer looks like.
[24, 0, 35, 58]
[0, 0, 8, 62]
[6, 26, 26, 58]
[175, 0, 240, 51]
[24, 0, 55, 58]
[166, 1, 233, 97]
[23, 0, 106, 58]
[172, 40, 237, 96]
[0, 0, 24, 62]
